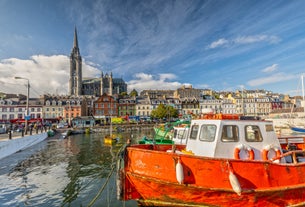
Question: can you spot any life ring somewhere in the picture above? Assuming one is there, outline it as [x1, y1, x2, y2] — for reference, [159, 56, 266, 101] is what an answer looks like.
[262, 145, 281, 161]
[234, 144, 255, 160]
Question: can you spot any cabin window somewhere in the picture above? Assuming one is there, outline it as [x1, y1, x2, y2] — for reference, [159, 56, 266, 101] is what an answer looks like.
[245, 125, 262, 142]
[221, 125, 239, 142]
[199, 125, 216, 142]
[174, 129, 187, 140]
[190, 124, 199, 140]
[265, 124, 274, 132]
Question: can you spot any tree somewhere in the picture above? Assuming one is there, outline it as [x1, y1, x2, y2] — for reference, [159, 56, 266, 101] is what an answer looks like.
[129, 89, 138, 97]
[151, 104, 179, 120]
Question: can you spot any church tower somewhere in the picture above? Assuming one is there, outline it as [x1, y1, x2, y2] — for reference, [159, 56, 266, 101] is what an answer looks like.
[69, 27, 82, 96]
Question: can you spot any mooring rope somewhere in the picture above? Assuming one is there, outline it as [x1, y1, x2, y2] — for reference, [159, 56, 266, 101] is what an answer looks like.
[86, 144, 126, 207]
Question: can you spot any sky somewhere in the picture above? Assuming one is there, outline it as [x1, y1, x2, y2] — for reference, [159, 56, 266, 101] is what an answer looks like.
[1, 0, 305, 98]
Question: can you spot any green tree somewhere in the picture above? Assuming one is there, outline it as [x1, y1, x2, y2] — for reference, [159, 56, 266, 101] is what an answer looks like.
[151, 104, 178, 120]
[129, 89, 138, 97]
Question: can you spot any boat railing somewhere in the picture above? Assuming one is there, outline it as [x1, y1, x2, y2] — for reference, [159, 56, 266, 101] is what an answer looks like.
[271, 150, 305, 164]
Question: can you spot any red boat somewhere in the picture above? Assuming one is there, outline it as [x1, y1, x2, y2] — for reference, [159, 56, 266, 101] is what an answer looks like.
[117, 114, 305, 206]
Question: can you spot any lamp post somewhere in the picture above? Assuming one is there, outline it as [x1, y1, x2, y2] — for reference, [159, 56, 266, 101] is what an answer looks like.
[14, 77, 30, 135]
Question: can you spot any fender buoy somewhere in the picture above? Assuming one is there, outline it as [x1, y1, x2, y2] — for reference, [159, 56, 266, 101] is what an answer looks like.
[176, 158, 184, 184]
[234, 144, 255, 160]
[229, 171, 241, 196]
[262, 145, 281, 161]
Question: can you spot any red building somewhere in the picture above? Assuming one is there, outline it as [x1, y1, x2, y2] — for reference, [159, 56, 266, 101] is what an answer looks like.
[93, 93, 118, 122]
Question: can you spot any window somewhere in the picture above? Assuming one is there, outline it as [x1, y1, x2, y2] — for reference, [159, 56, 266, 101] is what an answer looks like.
[245, 125, 262, 142]
[190, 124, 199, 140]
[265, 124, 274, 132]
[199, 125, 216, 141]
[221, 125, 239, 142]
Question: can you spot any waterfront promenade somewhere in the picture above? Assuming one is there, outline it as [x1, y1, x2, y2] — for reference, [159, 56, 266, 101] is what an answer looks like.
[0, 131, 25, 141]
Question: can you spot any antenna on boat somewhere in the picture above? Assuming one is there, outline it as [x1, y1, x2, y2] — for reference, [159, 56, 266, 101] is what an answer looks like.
[301, 74, 304, 101]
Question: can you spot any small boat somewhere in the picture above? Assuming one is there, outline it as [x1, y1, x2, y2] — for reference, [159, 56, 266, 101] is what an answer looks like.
[104, 134, 119, 144]
[117, 113, 305, 206]
[290, 125, 305, 133]
[153, 124, 174, 139]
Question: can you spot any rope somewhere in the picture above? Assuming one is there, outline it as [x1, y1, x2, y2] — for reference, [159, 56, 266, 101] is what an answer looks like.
[86, 144, 125, 207]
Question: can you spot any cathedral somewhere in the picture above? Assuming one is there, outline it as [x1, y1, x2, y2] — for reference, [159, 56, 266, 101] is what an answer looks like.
[69, 28, 127, 97]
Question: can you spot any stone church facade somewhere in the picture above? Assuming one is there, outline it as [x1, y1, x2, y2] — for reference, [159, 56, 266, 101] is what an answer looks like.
[69, 28, 127, 97]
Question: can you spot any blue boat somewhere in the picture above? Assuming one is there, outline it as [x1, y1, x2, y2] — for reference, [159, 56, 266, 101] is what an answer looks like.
[290, 126, 305, 133]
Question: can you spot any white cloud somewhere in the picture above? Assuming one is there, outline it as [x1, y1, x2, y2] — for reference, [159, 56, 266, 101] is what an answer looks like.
[0, 55, 100, 97]
[127, 73, 182, 92]
[234, 35, 280, 44]
[247, 72, 296, 87]
[262, 64, 278, 73]
[208, 35, 281, 49]
[208, 38, 229, 49]
[0, 56, 184, 96]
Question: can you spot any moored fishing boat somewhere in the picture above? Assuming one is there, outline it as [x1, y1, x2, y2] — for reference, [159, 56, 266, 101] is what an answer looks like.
[138, 136, 174, 144]
[117, 113, 305, 206]
[153, 124, 174, 139]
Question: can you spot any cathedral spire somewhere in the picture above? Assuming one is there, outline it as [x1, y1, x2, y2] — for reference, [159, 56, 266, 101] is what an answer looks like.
[73, 26, 79, 48]
[69, 27, 82, 96]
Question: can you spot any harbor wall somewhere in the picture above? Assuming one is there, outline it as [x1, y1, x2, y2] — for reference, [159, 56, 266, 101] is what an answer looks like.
[0, 132, 48, 160]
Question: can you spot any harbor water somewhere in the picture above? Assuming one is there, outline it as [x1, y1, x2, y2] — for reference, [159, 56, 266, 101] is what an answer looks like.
[0, 128, 153, 207]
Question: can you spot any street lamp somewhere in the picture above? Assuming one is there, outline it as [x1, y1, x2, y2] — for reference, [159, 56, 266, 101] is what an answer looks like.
[14, 76, 30, 135]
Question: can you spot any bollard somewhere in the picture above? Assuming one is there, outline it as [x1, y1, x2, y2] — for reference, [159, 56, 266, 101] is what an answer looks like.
[21, 129, 24, 137]
[8, 130, 12, 139]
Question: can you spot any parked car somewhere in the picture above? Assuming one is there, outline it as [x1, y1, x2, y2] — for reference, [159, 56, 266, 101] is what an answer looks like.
[57, 123, 65, 129]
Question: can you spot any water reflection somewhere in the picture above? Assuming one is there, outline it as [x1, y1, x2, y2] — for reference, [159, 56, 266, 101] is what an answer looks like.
[0, 129, 153, 206]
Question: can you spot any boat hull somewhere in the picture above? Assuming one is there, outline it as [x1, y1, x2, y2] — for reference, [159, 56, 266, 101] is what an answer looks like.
[118, 144, 305, 206]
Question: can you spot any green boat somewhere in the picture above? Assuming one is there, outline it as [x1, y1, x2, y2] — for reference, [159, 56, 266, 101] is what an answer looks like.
[138, 136, 174, 144]
[138, 120, 190, 144]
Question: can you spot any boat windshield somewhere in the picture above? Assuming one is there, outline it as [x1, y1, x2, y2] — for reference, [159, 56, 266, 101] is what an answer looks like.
[221, 125, 239, 142]
[199, 124, 216, 142]
[190, 124, 199, 140]
[245, 125, 263, 142]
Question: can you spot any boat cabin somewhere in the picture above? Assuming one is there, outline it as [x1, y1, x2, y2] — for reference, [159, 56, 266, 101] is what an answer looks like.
[185, 114, 283, 162]
[172, 125, 189, 144]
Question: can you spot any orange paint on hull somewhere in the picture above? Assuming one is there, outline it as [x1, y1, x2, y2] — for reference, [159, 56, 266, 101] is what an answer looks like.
[118, 144, 305, 206]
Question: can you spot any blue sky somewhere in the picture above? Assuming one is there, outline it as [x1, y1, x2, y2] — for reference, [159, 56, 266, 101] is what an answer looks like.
[1, 0, 305, 97]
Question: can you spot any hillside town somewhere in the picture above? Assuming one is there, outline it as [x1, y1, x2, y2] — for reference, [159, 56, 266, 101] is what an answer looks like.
[1, 28, 304, 129]
[1, 81, 304, 127]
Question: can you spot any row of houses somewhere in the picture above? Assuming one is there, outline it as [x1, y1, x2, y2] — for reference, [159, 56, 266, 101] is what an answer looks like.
[0, 85, 302, 124]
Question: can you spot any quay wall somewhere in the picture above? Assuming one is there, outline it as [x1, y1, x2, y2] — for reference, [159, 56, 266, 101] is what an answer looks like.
[0, 132, 48, 160]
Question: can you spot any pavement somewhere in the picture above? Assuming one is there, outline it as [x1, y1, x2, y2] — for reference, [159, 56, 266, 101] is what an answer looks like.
[0, 131, 23, 141]
[0, 130, 48, 141]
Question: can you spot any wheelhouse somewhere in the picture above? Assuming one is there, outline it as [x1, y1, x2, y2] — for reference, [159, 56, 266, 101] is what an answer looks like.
[186, 116, 283, 161]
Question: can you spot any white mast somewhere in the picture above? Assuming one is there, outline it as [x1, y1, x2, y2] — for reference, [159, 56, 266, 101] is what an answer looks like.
[301, 74, 304, 101]
[301, 74, 305, 116]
